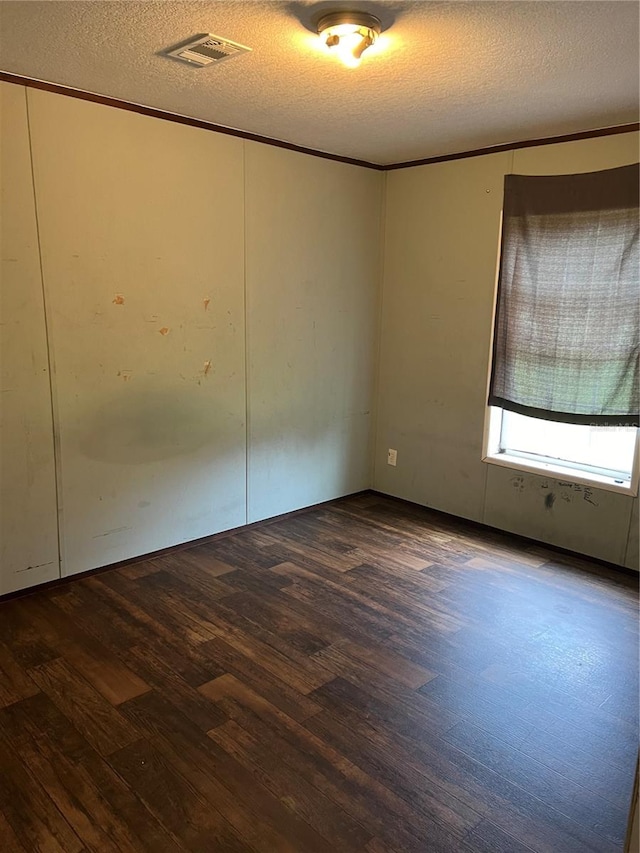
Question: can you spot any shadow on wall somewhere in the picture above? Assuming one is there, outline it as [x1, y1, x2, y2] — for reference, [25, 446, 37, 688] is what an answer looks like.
[71, 375, 370, 483]
[72, 381, 225, 464]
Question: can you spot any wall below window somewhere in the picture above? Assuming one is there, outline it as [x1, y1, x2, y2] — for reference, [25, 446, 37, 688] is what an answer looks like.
[0, 82, 382, 594]
[375, 132, 639, 568]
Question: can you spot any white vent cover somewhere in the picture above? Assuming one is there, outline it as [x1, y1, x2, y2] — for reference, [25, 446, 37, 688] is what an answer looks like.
[166, 34, 251, 67]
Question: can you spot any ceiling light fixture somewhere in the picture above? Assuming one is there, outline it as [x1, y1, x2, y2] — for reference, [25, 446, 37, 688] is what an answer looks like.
[317, 11, 381, 68]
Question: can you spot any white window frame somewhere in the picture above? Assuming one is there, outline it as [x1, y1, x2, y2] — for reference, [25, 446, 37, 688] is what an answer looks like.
[482, 212, 640, 497]
[482, 405, 640, 496]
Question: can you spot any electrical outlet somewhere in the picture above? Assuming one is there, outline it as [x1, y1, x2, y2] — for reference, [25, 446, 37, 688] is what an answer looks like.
[387, 448, 397, 466]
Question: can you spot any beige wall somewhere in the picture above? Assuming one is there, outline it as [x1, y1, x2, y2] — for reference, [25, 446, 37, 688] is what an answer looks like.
[1, 78, 636, 595]
[28, 89, 248, 577]
[245, 142, 381, 522]
[375, 132, 639, 566]
[0, 83, 59, 593]
[0, 82, 382, 592]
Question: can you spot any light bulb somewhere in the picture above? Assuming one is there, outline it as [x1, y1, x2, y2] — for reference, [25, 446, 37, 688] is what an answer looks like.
[318, 13, 381, 68]
[326, 25, 372, 67]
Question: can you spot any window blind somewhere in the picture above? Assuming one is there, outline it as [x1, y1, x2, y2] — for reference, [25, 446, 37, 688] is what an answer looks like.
[489, 163, 640, 426]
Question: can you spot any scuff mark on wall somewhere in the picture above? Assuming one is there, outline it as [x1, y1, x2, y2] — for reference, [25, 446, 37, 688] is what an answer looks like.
[203, 360, 212, 376]
[113, 294, 125, 305]
[556, 481, 600, 507]
[15, 561, 55, 573]
[92, 526, 132, 538]
[203, 297, 211, 311]
[510, 475, 525, 493]
[117, 370, 132, 382]
[544, 492, 556, 510]
[159, 327, 170, 336]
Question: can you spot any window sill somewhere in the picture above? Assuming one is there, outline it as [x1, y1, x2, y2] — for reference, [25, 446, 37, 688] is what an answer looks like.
[482, 452, 638, 497]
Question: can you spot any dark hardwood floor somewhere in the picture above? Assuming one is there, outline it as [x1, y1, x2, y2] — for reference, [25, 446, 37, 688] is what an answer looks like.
[0, 492, 637, 852]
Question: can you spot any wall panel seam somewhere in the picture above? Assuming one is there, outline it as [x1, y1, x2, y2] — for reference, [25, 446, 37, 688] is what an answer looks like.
[24, 86, 63, 578]
[242, 140, 250, 525]
[621, 500, 636, 568]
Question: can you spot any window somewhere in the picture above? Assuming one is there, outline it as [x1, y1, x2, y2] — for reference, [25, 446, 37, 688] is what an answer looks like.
[483, 163, 639, 494]
[484, 407, 638, 493]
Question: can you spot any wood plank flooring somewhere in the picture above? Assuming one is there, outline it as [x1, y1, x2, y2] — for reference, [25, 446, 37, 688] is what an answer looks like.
[0, 492, 637, 852]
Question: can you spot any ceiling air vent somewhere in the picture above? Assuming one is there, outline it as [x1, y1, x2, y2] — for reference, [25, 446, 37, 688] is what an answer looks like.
[166, 34, 251, 67]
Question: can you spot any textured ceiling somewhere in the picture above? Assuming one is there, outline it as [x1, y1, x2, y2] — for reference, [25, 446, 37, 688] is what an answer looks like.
[0, 1, 638, 165]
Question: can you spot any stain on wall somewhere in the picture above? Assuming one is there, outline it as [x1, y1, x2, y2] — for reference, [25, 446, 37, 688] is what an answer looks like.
[27, 87, 248, 577]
